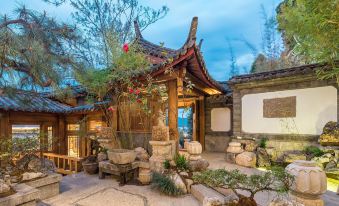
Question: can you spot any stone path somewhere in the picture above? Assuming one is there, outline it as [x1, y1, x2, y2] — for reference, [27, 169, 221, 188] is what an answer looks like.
[39, 152, 338, 206]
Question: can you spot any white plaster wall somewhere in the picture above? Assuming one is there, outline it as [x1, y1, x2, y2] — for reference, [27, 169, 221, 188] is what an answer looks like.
[242, 86, 337, 135]
[211, 108, 231, 132]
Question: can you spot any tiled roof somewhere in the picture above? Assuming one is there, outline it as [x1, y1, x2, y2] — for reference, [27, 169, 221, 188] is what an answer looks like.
[134, 17, 227, 93]
[68, 101, 110, 113]
[228, 62, 329, 85]
[0, 89, 107, 114]
[0, 89, 71, 113]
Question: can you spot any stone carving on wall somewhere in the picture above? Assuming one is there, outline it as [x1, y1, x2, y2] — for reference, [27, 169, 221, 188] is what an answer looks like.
[263, 96, 296, 118]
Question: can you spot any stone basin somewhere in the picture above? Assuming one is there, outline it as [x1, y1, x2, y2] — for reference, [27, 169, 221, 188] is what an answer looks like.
[107, 149, 136, 165]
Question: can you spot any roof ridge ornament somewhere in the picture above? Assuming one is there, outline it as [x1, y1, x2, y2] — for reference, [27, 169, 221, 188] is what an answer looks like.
[134, 19, 143, 39]
[198, 39, 204, 50]
[185, 17, 198, 46]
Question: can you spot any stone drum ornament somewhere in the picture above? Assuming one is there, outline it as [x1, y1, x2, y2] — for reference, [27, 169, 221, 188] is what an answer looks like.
[285, 160, 327, 206]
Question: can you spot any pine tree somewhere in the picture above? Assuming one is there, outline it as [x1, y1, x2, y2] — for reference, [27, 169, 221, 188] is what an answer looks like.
[0, 6, 80, 89]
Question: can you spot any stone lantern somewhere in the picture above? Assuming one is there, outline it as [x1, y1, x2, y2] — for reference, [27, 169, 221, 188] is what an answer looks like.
[285, 160, 327, 206]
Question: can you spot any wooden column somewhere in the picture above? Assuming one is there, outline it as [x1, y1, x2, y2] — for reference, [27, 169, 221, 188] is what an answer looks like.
[0, 112, 10, 139]
[57, 115, 66, 155]
[198, 96, 205, 150]
[168, 80, 178, 143]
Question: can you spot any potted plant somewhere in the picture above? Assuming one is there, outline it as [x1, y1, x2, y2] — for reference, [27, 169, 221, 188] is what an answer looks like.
[82, 155, 98, 175]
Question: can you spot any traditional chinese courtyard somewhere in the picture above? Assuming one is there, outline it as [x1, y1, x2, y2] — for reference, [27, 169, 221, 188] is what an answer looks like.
[36, 153, 338, 206]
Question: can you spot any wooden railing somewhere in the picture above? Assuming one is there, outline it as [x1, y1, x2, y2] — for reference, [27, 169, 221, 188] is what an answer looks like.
[43, 153, 83, 175]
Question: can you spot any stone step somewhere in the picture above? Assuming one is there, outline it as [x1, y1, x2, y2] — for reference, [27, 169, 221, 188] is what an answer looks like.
[191, 184, 236, 206]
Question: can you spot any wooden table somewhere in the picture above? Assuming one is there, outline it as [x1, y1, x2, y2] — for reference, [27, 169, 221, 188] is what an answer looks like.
[98, 161, 139, 186]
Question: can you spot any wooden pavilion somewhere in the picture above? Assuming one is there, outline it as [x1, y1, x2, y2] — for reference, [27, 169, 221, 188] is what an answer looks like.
[0, 17, 227, 174]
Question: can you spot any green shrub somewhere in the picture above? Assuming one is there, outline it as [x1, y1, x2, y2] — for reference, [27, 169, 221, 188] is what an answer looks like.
[193, 166, 293, 204]
[174, 154, 189, 171]
[304, 146, 324, 157]
[259, 137, 268, 148]
[152, 172, 183, 196]
[163, 159, 171, 170]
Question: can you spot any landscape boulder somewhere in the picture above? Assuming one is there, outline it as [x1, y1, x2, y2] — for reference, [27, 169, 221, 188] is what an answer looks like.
[134, 147, 150, 162]
[188, 159, 209, 172]
[22, 172, 46, 181]
[0, 179, 10, 195]
[257, 147, 271, 167]
[319, 121, 339, 146]
[269, 197, 304, 206]
[171, 173, 187, 194]
[235, 152, 256, 168]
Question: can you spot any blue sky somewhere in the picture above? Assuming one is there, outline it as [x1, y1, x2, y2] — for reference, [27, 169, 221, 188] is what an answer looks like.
[1, 0, 282, 81]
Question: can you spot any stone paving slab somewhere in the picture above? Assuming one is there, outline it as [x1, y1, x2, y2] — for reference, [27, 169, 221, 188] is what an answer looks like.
[39, 152, 338, 206]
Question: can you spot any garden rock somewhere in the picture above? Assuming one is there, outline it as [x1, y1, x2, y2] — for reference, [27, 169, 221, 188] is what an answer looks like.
[235, 152, 256, 168]
[319, 121, 339, 146]
[97, 152, 108, 162]
[16, 154, 39, 171]
[22, 172, 45, 181]
[283, 153, 306, 164]
[325, 160, 337, 170]
[134, 147, 150, 162]
[185, 178, 194, 193]
[171, 173, 187, 194]
[326, 167, 339, 180]
[0, 179, 10, 194]
[269, 197, 304, 206]
[203, 197, 223, 206]
[311, 153, 334, 169]
[188, 159, 209, 172]
[225, 153, 236, 164]
[28, 158, 56, 173]
[257, 147, 271, 167]
[245, 142, 257, 152]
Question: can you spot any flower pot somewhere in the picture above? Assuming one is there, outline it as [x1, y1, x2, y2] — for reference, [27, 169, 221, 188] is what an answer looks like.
[82, 162, 98, 175]
[107, 149, 136, 165]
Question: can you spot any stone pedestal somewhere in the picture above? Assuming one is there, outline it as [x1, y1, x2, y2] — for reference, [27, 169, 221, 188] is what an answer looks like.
[184, 139, 190, 149]
[152, 126, 170, 141]
[0, 184, 40, 206]
[187, 141, 202, 161]
[138, 162, 152, 185]
[226, 142, 243, 154]
[24, 173, 62, 200]
[286, 160, 327, 206]
[149, 140, 176, 172]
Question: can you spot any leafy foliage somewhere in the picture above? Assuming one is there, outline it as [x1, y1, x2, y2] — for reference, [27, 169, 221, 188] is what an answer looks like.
[304, 145, 324, 158]
[193, 167, 293, 199]
[0, 6, 80, 89]
[174, 154, 189, 172]
[45, 0, 168, 68]
[277, 0, 339, 81]
[152, 172, 183, 196]
[258, 137, 268, 148]
[163, 159, 171, 170]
